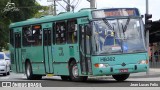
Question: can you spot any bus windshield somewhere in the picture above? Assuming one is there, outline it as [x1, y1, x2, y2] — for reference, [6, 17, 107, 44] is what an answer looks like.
[92, 18, 147, 55]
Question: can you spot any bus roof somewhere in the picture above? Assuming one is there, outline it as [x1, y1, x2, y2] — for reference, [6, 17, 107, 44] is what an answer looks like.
[9, 8, 93, 28]
[9, 8, 140, 28]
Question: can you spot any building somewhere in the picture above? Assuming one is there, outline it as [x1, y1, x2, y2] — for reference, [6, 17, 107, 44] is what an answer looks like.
[149, 20, 160, 68]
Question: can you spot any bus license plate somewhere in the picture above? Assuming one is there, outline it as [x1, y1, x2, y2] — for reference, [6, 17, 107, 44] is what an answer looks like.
[119, 69, 128, 73]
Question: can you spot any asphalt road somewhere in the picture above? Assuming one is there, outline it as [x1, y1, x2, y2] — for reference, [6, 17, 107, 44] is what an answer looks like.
[0, 72, 160, 87]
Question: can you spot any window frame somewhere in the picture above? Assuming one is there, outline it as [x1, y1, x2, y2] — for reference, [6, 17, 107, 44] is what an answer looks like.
[32, 25, 42, 46]
[55, 21, 67, 44]
[67, 19, 78, 44]
[10, 29, 14, 47]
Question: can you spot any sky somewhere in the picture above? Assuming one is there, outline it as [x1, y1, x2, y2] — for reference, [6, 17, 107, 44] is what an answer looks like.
[36, 0, 160, 21]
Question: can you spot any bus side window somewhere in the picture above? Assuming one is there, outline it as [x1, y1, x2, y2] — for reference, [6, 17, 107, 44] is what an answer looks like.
[67, 20, 77, 43]
[32, 25, 42, 46]
[53, 23, 56, 44]
[56, 22, 66, 44]
[22, 26, 32, 46]
[10, 29, 14, 47]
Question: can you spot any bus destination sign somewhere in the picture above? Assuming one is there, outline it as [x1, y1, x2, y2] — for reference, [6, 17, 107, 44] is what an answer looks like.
[92, 8, 140, 19]
[104, 8, 140, 17]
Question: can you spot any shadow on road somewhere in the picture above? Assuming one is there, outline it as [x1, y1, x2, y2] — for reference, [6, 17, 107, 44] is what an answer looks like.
[0, 74, 9, 77]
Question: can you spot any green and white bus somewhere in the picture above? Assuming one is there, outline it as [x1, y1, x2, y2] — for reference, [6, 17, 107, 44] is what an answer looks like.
[9, 8, 149, 81]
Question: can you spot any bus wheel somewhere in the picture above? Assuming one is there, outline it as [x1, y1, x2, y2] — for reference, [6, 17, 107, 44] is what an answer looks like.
[69, 61, 87, 82]
[61, 76, 71, 81]
[34, 75, 42, 80]
[25, 62, 42, 80]
[112, 74, 130, 81]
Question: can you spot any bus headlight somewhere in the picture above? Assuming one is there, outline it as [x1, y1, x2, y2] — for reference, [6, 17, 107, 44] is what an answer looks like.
[94, 63, 109, 68]
[138, 60, 148, 64]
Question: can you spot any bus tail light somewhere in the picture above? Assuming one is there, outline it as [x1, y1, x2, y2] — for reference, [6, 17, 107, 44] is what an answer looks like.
[94, 64, 109, 68]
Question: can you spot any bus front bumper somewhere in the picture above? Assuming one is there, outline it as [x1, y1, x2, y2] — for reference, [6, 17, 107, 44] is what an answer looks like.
[92, 64, 148, 76]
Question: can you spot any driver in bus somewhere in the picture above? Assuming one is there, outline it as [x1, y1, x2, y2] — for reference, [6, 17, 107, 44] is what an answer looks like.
[103, 30, 121, 52]
[104, 30, 115, 46]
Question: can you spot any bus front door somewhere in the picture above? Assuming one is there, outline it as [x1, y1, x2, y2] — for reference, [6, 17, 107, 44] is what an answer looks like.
[14, 31, 23, 73]
[43, 28, 53, 74]
[79, 25, 92, 75]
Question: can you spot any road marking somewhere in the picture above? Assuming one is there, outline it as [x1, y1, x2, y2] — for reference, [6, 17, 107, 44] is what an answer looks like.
[0, 76, 10, 80]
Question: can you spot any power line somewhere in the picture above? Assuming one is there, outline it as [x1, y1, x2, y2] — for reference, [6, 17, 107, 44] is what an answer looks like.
[0, 6, 44, 9]
[71, 0, 75, 4]
[74, 0, 80, 9]
[74, 0, 82, 9]
[55, 1, 67, 11]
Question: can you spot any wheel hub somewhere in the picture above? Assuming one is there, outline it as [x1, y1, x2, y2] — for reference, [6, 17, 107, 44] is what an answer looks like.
[27, 65, 30, 77]
[72, 65, 78, 77]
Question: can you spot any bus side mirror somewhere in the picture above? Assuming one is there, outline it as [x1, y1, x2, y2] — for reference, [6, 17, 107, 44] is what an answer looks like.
[86, 24, 92, 36]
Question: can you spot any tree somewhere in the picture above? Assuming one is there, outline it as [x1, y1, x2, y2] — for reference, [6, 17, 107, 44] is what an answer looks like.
[4, 0, 43, 22]
[0, 0, 10, 51]
[0, 0, 44, 51]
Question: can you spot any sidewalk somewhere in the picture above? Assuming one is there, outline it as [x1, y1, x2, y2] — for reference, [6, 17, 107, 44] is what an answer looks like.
[149, 68, 160, 73]
[130, 68, 160, 78]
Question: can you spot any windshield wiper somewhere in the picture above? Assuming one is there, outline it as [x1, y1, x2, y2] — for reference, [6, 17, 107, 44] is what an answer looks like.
[122, 18, 131, 33]
[102, 18, 114, 31]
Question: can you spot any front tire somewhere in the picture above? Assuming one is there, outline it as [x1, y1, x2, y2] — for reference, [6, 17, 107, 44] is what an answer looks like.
[25, 62, 42, 80]
[69, 61, 87, 82]
[112, 74, 130, 81]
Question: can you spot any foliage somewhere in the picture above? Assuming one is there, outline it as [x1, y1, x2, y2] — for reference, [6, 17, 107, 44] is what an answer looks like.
[0, 0, 45, 51]
[0, 0, 9, 51]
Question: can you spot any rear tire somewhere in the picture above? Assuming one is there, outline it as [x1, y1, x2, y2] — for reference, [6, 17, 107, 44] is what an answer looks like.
[69, 61, 88, 82]
[25, 61, 42, 80]
[112, 74, 130, 81]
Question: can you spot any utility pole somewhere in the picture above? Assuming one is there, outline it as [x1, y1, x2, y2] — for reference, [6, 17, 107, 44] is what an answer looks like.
[63, 0, 74, 12]
[90, 0, 96, 8]
[91, 0, 96, 8]
[87, 0, 96, 8]
[67, 0, 70, 12]
[145, 0, 150, 75]
[53, 0, 57, 15]
[47, 0, 57, 15]
[146, 0, 148, 14]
